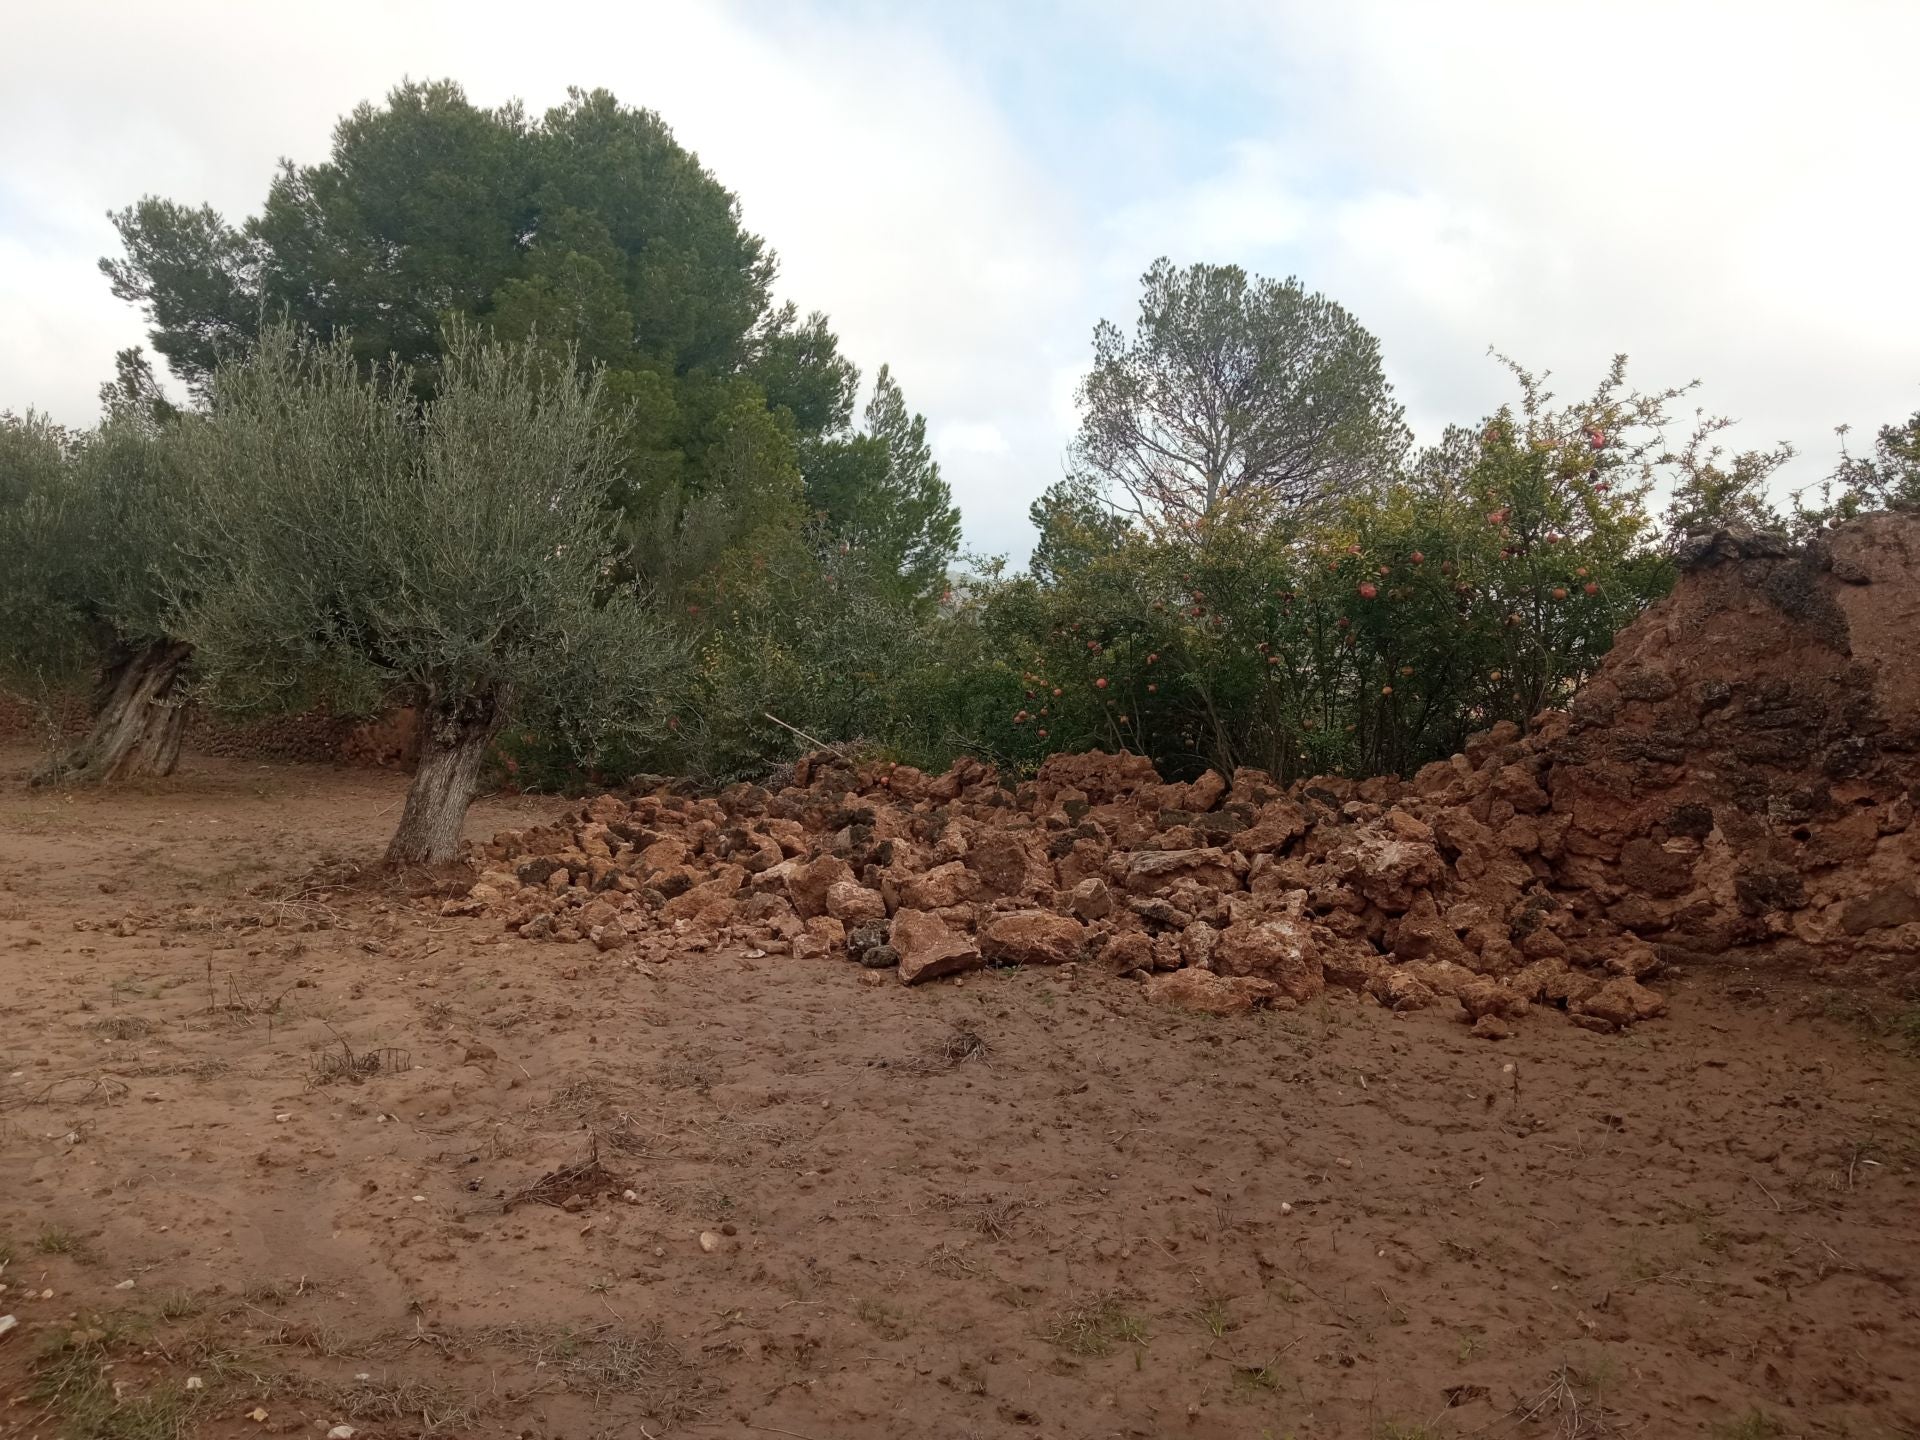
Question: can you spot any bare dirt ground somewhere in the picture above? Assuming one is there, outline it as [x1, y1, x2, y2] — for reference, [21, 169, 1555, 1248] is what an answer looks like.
[2, 747, 1917, 1440]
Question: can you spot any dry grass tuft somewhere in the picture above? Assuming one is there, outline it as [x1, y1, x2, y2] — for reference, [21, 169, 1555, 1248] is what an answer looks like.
[897, 1021, 991, 1077]
[925, 1241, 982, 1279]
[280, 1374, 483, 1432]
[1039, 1291, 1149, 1357]
[1512, 1363, 1624, 1438]
[308, 1027, 410, 1086]
[503, 1140, 629, 1212]
[475, 1320, 711, 1418]
[91, 1015, 155, 1041]
[937, 1191, 1033, 1241]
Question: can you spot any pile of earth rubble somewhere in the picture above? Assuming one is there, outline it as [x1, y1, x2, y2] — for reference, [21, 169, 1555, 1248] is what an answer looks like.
[451, 512, 1920, 1034]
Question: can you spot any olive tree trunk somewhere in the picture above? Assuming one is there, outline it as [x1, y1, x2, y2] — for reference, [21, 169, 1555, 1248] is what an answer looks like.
[383, 691, 505, 867]
[35, 638, 194, 785]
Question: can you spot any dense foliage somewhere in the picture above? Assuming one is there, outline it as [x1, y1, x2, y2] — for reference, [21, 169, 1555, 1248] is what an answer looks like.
[0, 384, 185, 690]
[170, 325, 682, 861]
[103, 79, 961, 620]
[962, 355, 1688, 781]
[1798, 410, 1920, 529]
[6, 76, 1908, 817]
[0, 367, 203, 781]
[1074, 259, 1408, 525]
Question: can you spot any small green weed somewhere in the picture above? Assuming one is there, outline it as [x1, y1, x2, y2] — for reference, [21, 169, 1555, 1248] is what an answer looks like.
[1811, 990, 1920, 1054]
[1229, 1353, 1289, 1397]
[30, 1324, 196, 1440]
[154, 1290, 203, 1321]
[36, 1224, 88, 1258]
[1193, 1294, 1236, 1339]
[1040, 1293, 1148, 1357]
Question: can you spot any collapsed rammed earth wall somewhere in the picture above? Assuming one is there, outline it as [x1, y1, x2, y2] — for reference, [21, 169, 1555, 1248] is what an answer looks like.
[1541, 514, 1919, 977]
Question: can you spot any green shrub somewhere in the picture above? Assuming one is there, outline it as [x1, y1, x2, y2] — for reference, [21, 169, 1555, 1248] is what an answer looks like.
[966, 356, 1682, 781]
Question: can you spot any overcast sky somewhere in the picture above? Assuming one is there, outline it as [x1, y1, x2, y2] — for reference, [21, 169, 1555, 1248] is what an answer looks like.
[4, 0, 1916, 561]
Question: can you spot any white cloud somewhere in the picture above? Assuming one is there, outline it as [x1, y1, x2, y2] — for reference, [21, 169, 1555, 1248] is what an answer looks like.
[4, 0, 1916, 562]
[1098, 141, 1310, 283]
[1223, 0, 1920, 479]
[937, 421, 1011, 456]
[0, 236, 134, 421]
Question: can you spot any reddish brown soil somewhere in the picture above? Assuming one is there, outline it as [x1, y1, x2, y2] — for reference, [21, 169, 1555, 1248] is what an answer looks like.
[2, 748, 1917, 1440]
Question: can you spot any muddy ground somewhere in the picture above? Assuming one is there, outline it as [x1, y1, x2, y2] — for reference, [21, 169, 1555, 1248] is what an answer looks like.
[1, 747, 1916, 1440]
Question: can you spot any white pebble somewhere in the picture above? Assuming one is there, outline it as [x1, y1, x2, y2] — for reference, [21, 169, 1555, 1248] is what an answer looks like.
[184, 1376, 203, 1391]
[1280, 1202, 1293, 1215]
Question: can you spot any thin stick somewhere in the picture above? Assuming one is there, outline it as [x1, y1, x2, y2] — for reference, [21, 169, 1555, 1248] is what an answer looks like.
[762, 712, 845, 757]
[1752, 1176, 1783, 1212]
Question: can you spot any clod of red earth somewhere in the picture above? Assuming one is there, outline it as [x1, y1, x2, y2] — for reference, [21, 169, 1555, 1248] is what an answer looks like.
[1143, 967, 1284, 1014]
[461, 512, 1920, 1034]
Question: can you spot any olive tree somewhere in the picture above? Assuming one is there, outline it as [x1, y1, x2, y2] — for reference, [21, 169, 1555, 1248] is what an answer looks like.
[172, 326, 681, 864]
[0, 394, 197, 783]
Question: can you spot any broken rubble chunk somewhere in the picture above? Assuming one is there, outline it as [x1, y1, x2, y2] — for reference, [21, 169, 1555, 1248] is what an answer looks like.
[890, 908, 983, 985]
[979, 910, 1087, 967]
[1144, 969, 1280, 1014]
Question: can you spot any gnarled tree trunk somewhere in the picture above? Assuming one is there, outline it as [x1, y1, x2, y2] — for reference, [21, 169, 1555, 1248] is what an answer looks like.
[34, 638, 194, 785]
[383, 689, 506, 867]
